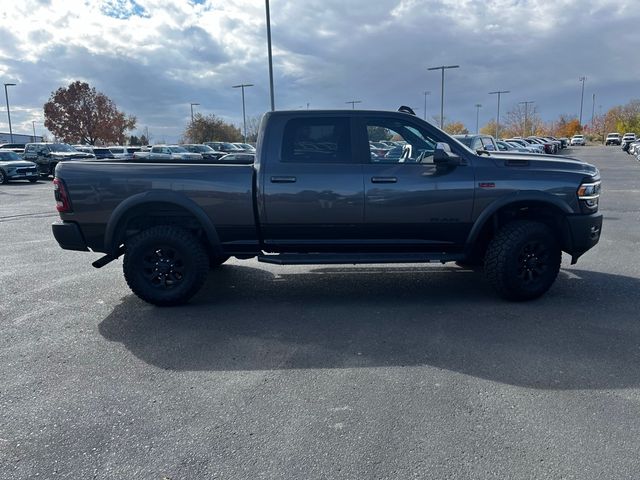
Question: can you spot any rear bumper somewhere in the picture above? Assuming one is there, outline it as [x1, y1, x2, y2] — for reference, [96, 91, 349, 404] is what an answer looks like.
[52, 221, 90, 252]
[566, 213, 603, 264]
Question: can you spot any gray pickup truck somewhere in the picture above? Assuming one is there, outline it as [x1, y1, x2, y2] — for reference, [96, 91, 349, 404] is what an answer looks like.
[52, 109, 603, 306]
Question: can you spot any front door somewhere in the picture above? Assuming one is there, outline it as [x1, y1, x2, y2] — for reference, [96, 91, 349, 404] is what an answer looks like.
[358, 116, 476, 251]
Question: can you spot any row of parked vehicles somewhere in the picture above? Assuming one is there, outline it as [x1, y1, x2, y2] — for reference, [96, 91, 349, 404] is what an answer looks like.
[0, 141, 256, 183]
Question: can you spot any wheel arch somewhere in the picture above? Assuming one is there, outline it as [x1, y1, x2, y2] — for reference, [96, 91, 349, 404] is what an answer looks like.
[104, 190, 223, 257]
[465, 192, 574, 260]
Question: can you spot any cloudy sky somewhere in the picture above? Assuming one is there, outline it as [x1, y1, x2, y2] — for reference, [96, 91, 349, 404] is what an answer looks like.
[1, 0, 639, 142]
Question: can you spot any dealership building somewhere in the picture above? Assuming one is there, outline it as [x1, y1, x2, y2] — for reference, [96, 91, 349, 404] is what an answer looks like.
[0, 132, 43, 143]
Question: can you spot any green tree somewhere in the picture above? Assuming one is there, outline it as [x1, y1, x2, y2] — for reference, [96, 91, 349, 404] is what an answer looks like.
[44, 81, 136, 145]
[184, 113, 242, 143]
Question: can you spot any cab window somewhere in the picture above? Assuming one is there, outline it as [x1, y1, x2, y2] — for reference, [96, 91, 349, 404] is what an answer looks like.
[364, 117, 437, 164]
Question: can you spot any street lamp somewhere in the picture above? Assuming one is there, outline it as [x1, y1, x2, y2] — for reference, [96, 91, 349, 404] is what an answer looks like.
[518, 101, 534, 137]
[474, 104, 482, 134]
[489, 90, 510, 139]
[31, 120, 38, 142]
[427, 65, 459, 128]
[578, 76, 586, 127]
[232, 83, 254, 142]
[345, 100, 362, 109]
[190, 103, 200, 123]
[265, 0, 275, 111]
[4, 83, 16, 143]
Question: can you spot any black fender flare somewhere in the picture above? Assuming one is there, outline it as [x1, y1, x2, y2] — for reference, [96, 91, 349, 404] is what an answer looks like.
[104, 190, 223, 256]
[465, 191, 574, 250]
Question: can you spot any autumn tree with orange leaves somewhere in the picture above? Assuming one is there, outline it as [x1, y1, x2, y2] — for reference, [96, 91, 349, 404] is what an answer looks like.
[44, 81, 136, 145]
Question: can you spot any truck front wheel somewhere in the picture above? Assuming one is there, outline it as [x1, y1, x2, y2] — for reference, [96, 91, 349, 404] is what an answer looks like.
[123, 226, 209, 306]
[484, 220, 561, 301]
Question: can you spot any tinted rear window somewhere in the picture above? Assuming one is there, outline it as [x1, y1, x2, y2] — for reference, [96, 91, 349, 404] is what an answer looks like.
[282, 117, 351, 163]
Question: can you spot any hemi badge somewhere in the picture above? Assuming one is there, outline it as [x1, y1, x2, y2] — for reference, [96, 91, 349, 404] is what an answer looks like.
[479, 182, 496, 188]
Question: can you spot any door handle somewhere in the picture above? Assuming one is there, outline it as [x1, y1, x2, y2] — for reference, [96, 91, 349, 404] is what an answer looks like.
[270, 176, 297, 183]
[371, 176, 397, 183]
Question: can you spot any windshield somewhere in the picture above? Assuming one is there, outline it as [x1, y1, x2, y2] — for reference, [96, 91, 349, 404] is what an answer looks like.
[223, 143, 240, 150]
[50, 143, 78, 152]
[0, 151, 20, 161]
[168, 146, 188, 153]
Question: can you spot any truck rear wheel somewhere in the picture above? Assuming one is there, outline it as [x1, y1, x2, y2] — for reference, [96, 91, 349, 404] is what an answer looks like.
[484, 220, 561, 301]
[123, 226, 209, 306]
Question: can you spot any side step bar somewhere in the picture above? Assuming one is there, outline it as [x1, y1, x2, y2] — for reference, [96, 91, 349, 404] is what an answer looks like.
[258, 252, 464, 265]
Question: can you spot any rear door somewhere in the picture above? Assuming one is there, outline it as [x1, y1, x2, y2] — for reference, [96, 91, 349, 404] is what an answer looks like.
[357, 115, 476, 250]
[261, 115, 364, 249]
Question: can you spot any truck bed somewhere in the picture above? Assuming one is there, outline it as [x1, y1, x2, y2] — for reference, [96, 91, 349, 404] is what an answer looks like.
[55, 160, 259, 254]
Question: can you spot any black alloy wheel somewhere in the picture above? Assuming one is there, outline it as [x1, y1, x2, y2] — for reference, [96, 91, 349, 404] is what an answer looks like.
[123, 226, 209, 306]
[484, 220, 561, 301]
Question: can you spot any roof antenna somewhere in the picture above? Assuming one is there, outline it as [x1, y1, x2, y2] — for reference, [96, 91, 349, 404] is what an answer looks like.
[397, 105, 416, 115]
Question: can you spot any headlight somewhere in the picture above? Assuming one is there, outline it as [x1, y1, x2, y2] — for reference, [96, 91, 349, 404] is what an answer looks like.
[577, 181, 601, 210]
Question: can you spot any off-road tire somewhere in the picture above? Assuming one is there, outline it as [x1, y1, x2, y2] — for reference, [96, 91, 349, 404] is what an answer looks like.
[484, 220, 561, 301]
[123, 226, 209, 306]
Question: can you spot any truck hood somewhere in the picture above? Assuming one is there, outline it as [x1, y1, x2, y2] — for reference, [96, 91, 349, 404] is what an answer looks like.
[487, 152, 599, 177]
[0, 160, 37, 168]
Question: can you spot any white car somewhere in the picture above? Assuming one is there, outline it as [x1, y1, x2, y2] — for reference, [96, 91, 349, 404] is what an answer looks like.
[570, 135, 586, 146]
[605, 133, 621, 146]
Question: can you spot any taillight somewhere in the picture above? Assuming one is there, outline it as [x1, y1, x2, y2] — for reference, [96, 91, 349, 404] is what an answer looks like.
[53, 177, 72, 213]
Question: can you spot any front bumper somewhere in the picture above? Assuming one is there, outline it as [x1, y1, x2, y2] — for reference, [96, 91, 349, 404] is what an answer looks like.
[566, 213, 603, 264]
[52, 221, 90, 251]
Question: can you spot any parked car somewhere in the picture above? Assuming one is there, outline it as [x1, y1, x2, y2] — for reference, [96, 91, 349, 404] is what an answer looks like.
[605, 133, 621, 146]
[205, 142, 244, 155]
[182, 144, 226, 161]
[232, 143, 256, 153]
[133, 145, 203, 162]
[74, 145, 115, 160]
[108, 146, 141, 160]
[504, 138, 545, 154]
[52, 108, 602, 306]
[23, 142, 95, 177]
[0, 150, 39, 184]
[453, 134, 498, 152]
[0, 143, 26, 157]
[570, 135, 586, 146]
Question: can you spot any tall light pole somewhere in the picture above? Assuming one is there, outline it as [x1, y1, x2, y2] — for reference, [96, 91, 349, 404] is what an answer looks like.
[427, 65, 459, 128]
[31, 120, 37, 142]
[423, 91, 431, 121]
[519, 101, 535, 137]
[345, 100, 362, 109]
[232, 83, 254, 143]
[4, 83, 16, 143]
[475, 104, 482, 134]
[190, 102, 199, 123]
[591, 93, 596, 128]
[578, 76, 586, 127]
[489, 90, 510, 139]
[265, 0, 275, 111]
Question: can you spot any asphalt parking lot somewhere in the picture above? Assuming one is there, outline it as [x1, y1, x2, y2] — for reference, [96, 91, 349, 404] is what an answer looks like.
[1, 146, 640, 479]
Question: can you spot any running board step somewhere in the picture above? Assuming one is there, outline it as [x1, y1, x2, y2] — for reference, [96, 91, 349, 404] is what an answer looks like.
[257, 252, 464, 265]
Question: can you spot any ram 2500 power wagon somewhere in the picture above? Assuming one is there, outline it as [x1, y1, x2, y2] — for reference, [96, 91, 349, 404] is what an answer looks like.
[52, 109, 603, 306]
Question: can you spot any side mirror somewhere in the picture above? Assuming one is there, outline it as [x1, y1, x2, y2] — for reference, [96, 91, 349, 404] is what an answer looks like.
[433, 142, 460, 166]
